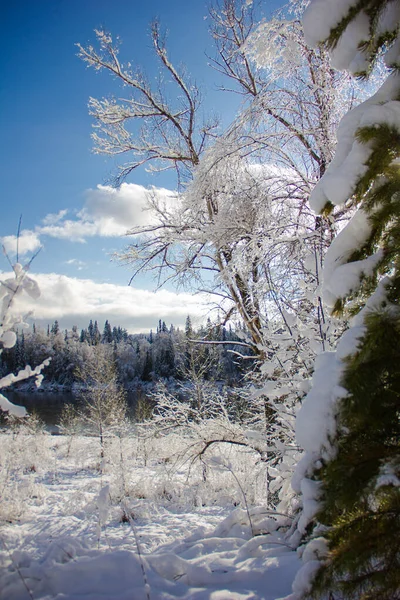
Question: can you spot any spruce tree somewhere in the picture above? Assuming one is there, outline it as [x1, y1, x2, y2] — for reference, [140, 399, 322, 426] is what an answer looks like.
[88, 319, 94, 344]
[93, 320, 101, 345]
[102, 320, 113, 344]
[51, 320, 60, 335]
[294, 2, 400, 599]
[185, 315, 193, 338]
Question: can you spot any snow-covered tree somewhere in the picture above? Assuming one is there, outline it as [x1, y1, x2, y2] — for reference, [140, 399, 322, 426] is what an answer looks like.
[77, 23, 218, 186]
[75, 345, 128, 460]
[78, 3, 373, 515]
[290, 2, 400, 598]
[116, 0, 377, 361]
[77, 4, 380, 394]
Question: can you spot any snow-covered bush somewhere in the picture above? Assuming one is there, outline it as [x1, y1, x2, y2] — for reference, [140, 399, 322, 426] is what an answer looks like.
[0, 413, 50, 522]
[143, 383, 272, 508]
[59, 403, 83, 456]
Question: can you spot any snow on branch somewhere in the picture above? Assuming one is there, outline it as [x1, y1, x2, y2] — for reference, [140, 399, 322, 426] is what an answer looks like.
[0, 256, 50, 416]
[77, 25, 218, 185]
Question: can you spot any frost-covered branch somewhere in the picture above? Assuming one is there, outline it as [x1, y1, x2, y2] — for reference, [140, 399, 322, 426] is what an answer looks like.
[208, 0, 261, 97]
[0, 258, 50, 417]
[77, 25, 218, 185]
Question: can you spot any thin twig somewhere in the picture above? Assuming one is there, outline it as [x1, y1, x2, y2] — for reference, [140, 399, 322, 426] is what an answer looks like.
[210, 459, 255, 537]
[16, 215, 22, 264]
[122, 499, 151, 600]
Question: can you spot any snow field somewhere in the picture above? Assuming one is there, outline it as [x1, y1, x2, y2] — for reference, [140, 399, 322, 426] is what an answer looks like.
[0, 425, 301, 599]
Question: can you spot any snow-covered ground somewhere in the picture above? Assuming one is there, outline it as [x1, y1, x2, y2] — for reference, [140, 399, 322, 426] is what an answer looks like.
[0, 428, 300, 600]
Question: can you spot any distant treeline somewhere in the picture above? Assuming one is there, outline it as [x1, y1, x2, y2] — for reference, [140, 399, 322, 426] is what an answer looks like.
[0, 316, 254, 387]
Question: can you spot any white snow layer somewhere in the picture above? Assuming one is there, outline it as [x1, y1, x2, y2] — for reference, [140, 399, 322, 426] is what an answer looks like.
[303, 0, 400, 72]
[0, 505, 301, 600]
[309, 73, 400, 214]
[0, 428, 303, 600]
[0, 263, 51, 414]
[288, 278, 398, 598]
[292, 320, 367, 531]
[302, 0, 359, 49]
[377, 1, 400, 37]
[320, 204, 383, 310]
[0, 393, 27, 417]
[330, 11, 370, 73]
[324, 250, 383, 310]
[0, 330, 17, 349]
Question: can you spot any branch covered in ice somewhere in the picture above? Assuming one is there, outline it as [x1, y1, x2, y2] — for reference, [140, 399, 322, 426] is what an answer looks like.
[0, 258, 50, 416]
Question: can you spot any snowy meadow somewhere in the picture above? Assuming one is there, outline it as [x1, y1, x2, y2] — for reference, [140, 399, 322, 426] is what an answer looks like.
[0, 418, 300, 600]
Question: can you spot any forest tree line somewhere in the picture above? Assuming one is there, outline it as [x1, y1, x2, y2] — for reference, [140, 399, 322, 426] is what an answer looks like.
[0, 316, 253, 387]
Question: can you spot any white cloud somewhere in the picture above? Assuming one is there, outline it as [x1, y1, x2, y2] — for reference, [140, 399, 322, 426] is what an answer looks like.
[42, 209, 68, 226]
[38, 220, 98, 243]
[65, 259, 87, 270]
[1, 230, 42, 256]
[1, 183, 175, 260]
[38, 183, 176, 242]
[7, 272, 208, 333]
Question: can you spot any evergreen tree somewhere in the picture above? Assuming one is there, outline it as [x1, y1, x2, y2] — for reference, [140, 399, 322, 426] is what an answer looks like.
[142, 350, 153, 382]
[51, 320, 60, 336]
[185, 315, 193, 338]
[295, 3, 400, 599]
[102, 320, 113, 343]
[184, 315, 194, 372]
[93, 320, 101, 345]
[88, 319, 94, 344]
[153, 329, 175, 378]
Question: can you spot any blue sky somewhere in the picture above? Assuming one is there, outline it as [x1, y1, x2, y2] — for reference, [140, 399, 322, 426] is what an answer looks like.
[1, 0, 282, 332]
